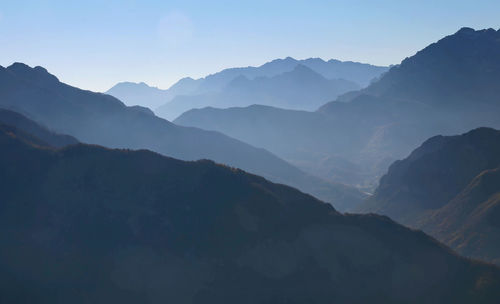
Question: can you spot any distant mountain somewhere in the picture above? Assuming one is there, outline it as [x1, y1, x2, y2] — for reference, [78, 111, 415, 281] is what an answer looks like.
[175, 98, 433, 191]
[176, 28, 500, 190]
[192, 57, 386, 92]
[1, 126, 499, 304]
[105, 82, 168, 109]
[358, 128, 500, 264]
[175, 104, 348, 178]
[0, 108, 78, 147]
[105, 57, 387, 119]
[0, 62, 364, 211]
[157, 65, 360, 120]
[107, 78, 200, 110]
[300, 57, 390, 87]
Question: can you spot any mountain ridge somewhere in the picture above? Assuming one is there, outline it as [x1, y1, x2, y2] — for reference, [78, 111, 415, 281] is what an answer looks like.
[358, 127, 500, 265]
[106, 57, 387, 118]
[157, 64, 360, 120]
[1, 124, 499, 303]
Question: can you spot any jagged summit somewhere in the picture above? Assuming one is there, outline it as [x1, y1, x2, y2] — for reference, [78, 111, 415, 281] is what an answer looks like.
[6, 62, 60, 83]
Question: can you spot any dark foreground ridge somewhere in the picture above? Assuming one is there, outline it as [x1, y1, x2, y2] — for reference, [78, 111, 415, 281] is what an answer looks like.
[0, 125, 499, 303]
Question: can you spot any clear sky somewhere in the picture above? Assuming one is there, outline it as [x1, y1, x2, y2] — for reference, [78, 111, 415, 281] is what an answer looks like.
[1, 0, 499, 92]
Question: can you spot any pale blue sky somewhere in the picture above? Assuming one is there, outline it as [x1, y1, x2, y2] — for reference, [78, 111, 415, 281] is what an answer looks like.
[1, 0, 499, 91]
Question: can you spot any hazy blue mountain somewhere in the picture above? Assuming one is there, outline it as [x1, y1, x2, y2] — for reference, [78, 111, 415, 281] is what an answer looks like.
[358, 128, 500, 265]
[106, 57, 387, 119]
[176, 28, 500, 190]
[105, 82, 166, 109]
[106, 78, 200, 109]
[157, 65, 360, 120]
[300, 57, 390, 87]
[0, 63, 364, 211]
[185, 56, 383, 94]
[175, 98, 436, 191]
[1, 126, 499, 303]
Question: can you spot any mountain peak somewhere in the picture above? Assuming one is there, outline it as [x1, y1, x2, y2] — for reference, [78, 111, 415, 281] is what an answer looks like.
[302, 57, 327, 64]
[357, 27, 500, 107]
[454, 27, 499, 37]
[8, 62, 31, 70]
[113, 81, 155, 88]
[33, 65, 50, 74]
[455, 27, 476, 34]
[267, 56, 298, 65]
[7, 62, 60, 83]
[462, 126, 499, 137]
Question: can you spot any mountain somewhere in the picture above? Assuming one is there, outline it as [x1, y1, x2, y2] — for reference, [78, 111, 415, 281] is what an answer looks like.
[300, 57, 390, 87]
[105, 82, 169, 109]
[318, 27, 500, 130]
[175, 28, 500, 190]
[0, 62, 364, 211]
[105, 57, 387, 118]
[175, 98, 431, 191]
[0, 108, 78, 147]
[1, 126, 500, 304]
[424, 168, 500, 264]
[192, 56, 387, 93]
[358, 128, 500, 264]
[156, 65, 360, 120]
[106, 78, 200, 109]
[356, 27, 500, 107]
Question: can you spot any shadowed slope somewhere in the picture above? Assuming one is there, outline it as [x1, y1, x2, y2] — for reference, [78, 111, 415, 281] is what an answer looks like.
[423, 168, 500, 264]
[0, 108, 78, 147]
[0, 126, 499, 303]
[359, 128, 500, 264]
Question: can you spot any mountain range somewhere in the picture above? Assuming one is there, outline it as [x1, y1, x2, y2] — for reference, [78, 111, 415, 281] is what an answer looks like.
[106, 57, 388, 119]
[2, 23, 500, 303]
[156, 65, 360, 120]
[0, 62, 364, 211]
[175, 27, 500, 190]
[1, 123, 499, 303]
[358, 127, 500, 265]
